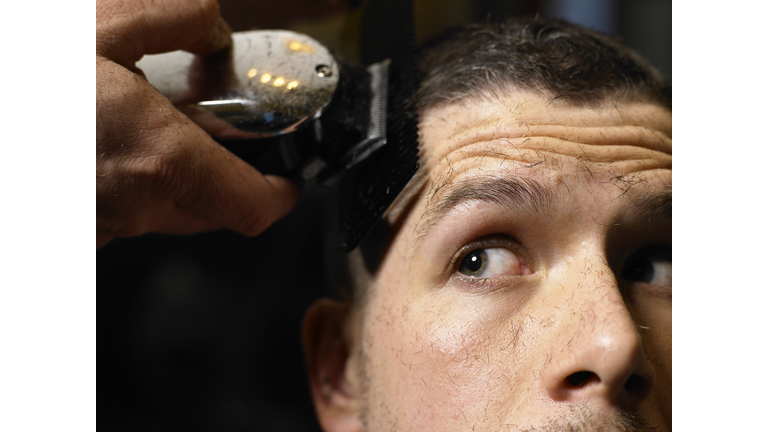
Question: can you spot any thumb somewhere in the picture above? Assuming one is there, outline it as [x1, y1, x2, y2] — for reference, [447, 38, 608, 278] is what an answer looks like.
[96, 0, 231, 67]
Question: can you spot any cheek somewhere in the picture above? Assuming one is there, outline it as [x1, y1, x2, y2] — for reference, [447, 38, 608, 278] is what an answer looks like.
[366, 293, 538, 429]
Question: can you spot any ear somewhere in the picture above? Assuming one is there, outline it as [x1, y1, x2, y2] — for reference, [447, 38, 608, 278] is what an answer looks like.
[302, 298, 362, 432]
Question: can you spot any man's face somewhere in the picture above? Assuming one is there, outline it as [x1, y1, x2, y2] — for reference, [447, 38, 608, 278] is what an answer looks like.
[306, 93, 671, 432]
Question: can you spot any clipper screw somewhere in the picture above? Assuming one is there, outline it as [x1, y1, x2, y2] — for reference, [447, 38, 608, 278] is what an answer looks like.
[315, 65, 332, 77]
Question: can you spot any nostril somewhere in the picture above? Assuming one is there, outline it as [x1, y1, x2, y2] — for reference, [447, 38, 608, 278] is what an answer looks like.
[566, 371, 596, 388]
[624, 374, 645, 393]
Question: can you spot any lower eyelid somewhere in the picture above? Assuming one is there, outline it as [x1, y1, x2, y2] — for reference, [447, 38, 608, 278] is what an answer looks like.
[450, 268, 534, 295]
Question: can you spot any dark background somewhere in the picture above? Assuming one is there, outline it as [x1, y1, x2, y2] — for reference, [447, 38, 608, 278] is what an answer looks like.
[97, 1, 671, 430]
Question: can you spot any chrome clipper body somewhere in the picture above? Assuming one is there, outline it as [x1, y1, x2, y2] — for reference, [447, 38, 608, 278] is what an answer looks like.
[137, 30, 388, 185]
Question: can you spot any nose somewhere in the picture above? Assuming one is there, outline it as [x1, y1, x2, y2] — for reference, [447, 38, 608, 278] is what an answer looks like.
[541, 262, 656, 408]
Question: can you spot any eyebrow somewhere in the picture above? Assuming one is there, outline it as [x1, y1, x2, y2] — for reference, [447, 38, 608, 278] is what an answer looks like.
[632, 186, 672, 220]
[415, 175, 558, 238]
[413, 175, 672, 245]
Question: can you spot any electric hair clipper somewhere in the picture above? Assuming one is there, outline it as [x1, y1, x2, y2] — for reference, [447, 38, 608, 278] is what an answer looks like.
[137, 1, 419, 251]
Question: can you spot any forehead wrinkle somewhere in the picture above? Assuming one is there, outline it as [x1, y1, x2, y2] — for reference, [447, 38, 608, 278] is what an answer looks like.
[439, 140, 672, 168]
[427, 100, 671, 143]
[433, 126, 671, 164]
[422, 138, 672, 198]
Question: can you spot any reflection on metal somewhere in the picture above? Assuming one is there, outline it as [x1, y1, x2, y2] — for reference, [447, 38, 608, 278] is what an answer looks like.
[286, 40, 314, 53]
[136, 30, 339, 136]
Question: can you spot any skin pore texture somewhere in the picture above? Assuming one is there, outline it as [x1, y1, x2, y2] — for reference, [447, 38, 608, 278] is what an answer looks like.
[304, 92, 671, 432]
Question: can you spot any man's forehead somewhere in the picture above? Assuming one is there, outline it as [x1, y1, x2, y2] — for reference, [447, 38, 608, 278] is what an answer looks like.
[419, 95, 672, 167]
[384, 94, 671, 232]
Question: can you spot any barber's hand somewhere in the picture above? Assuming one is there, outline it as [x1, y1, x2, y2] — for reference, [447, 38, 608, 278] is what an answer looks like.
[96, 0, 299, 248]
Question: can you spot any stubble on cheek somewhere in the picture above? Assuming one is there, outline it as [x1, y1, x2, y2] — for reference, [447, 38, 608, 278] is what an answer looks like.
[360, 290, 549, 431]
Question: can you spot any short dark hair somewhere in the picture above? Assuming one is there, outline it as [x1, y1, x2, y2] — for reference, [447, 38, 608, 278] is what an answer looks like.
[415, 17, 671, 111]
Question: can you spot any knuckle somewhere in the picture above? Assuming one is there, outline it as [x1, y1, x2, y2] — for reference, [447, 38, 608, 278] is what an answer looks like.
[144, 133, 220, 214]
[192, 0, 221, 30]
[142, 143, 189, 197]
[201, 0, 221, 18]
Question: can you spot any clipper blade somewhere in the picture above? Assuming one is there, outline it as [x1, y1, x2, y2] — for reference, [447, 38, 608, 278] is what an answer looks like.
[337, 0, 420, 252]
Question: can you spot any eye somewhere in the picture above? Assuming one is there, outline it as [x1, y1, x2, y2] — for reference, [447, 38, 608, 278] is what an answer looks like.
[621, 245, 671, 288]
[458, 247, 532, 278]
